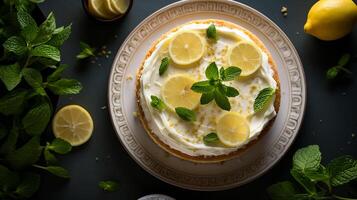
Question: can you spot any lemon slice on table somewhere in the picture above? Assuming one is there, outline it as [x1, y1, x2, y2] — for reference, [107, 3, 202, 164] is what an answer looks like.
[111, 0, 131, 14]
[161, 74, 201, 110]
[104, 0, 119, 16]
[216, 112, 250, 147]
[169, 31, 205, 66]
[88, 0, 116, 19]
[52, 105, 94, 146]
[228, 41, 262, 77]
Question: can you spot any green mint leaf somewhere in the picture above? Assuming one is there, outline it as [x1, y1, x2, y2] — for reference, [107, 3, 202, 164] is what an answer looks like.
[159, 57, 169, 76]
[150, 95, 166, 111]
[200, 92, 215, 104]
[338, 53, 351, 66]
[76, 41, 95, 59]
[29, 0, 45, 3]
[0, 63, 22, 91]
[34, 165, 70, 178]
[32, 12, 56, 45]
[22, 68, 46, 96]
[14, 0, 34, 12]
[0, 89, 27, 115]
[47, 138, 72, 154]
[206, 24, 217, 41]
[205, 62, 219, 80]
[191, 80, 215, 93]
[14, 172, 40, 198]
[21, 25, 39, 43]
[17, 11, 37, 29]
[304, 166, 330, 183]
[326, 67, 339, 80]
[47, 79, 82, 95]
[31, 44, 60, 62]
[292, 145, 321, 173]
[99, 180, 119, 192]
[3, 36, 27, 55]
[267, 181, 298, 200]
[5, 136, 42, 170]
[47, 64, 69, 82]
[22, 101, 51, 135]
[203, 132, 219, 145]
[290, 169, 316, 194]
[0, 127, 19, 155]
[254, 87, 275, 112]
[175, 107, 196, 122]
[327, 155, 357, 187]
[0, 164, 20, 189]
[221, 67, 241, 81]
[224, 85, 239, 97]
[214, 88, 230, 111]
[44, 149, 58, 165]
[47, 24, 71, 47]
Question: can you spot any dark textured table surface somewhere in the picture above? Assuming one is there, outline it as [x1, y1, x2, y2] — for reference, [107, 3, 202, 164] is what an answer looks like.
[34, 0, 357, 199]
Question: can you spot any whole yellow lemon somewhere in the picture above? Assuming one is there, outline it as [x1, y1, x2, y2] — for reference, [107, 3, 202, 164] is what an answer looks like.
[304, 0, 357, 41]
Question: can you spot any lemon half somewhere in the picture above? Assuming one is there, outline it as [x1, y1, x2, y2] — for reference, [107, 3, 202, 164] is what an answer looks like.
[161, 74, 201, 110]
[228, 41, 262, 77]
[52, 105, 94, 146]
[169, 31, 205, 66]
[216, 112, 250, 147]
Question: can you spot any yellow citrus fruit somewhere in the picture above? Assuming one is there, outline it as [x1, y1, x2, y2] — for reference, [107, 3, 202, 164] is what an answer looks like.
[111, 0, 130, 14]
[304, 0, 357, 41]
[88, 0, 116, 19]
[169, 31, 205, 66]
[161, 74, 201, 110]
[52, 105, 94, 146]
[228, 41, 262, 77]
[104, 0, 120, 16]
[216, 112, 250, 147]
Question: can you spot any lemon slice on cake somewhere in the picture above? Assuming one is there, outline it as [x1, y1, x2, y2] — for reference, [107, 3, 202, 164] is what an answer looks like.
[169, 31, 205, 66]
[216, 112, 250, 147]
[161, 74, 201, 110]
[52, 105, 94, 146]
[228, 41, 262, 76]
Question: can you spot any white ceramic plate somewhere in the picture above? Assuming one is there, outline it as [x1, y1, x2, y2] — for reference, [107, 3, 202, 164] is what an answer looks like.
[108, 0, 306, 191]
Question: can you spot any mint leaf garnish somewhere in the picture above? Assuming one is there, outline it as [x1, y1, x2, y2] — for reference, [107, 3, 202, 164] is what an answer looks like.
[99, 180, 119, 192]
[203, 132, 219, 145]
[268, 145, 357, 200]
[22, 102, 51, 135]
[47, 138, 72, 155]
[206, 24, 217, 41]
[5, 136, 42, 170]
[31, 44, 60, 62]
[254, 87, 275, 112]
[292, 145, 321, 172]
[159, 57, 169, 76]
[327, 156, 357, 187]
[191, 62, 240, 110]
[47, 79, 82, 95]
[326, 53, 352, 80]
[0, 63, 22, 91]
[175, 107, 196, 122]
[76, 41, 95, 59]
[3, 36, 27, 56]
[33, 165, 70, 178]
[14, 173, 41, 198]
[47, 24, 71, 47]
[205, 62, 219, 80]
[150, 95, 166, 111]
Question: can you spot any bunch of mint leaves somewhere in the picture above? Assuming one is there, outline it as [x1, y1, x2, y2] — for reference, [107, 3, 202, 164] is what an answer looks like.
[0, 1, 81, 199]
[191, 62, 241, 111]
[268, 145, 357, 200]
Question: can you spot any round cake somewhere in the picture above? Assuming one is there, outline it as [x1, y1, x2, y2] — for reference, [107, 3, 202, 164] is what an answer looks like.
[136, 19, 280, 163]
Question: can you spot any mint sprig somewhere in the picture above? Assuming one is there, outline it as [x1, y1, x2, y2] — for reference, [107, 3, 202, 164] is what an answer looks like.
[98, 180, 119, 192]
[159, 57, 170, 76]
[175, 107, 196, 122]
[191, 62, 241, 111]
[326, 53, 352, 80]
[267, 145, 357, 200]
[254, 87, 275, 113]
[203, 132, 219, 145]
[206, 24, 217, 41]
[76, 41, 95, 59]
[150, 95, 166, 111]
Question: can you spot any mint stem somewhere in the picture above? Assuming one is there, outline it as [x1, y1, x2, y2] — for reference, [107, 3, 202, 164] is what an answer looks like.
[337, 66, 352, 74]
[24, 55, 32, 68]
[332, 194, 357, 200]
[32, 164, 46, 170]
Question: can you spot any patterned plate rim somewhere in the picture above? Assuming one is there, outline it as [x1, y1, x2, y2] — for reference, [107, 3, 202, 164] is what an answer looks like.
[108, 0, 306, 191]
